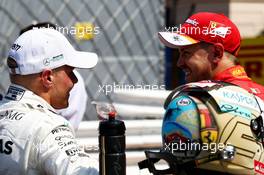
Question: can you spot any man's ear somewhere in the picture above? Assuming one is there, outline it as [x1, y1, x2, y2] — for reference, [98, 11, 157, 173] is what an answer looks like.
[40, 69, 53, 88]
[212, 43, 224, 63]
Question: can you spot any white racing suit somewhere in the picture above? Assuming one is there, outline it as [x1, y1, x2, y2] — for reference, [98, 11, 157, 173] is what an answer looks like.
[0, 84, 98, 175]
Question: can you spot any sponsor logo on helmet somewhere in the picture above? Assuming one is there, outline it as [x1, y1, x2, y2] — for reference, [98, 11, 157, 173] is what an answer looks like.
[254, 160, 264, 175]
[177, 98, 192, 106]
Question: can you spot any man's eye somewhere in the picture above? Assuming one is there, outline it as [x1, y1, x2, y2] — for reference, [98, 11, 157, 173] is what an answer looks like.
[181, 51, 190, 57]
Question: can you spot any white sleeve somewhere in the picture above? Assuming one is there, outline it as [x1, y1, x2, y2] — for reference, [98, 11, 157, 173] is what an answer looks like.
[38, 125, 98, 175]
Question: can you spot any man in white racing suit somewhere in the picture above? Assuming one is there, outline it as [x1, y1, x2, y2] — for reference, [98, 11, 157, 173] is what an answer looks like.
[0, 28, 99, 174]
[19, 22, 89, 130]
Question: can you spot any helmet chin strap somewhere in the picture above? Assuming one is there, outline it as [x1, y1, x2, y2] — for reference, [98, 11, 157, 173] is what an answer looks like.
[138, 150, 197, 175]
[138, 138, 237, 175]
[138, 145, 236, 175]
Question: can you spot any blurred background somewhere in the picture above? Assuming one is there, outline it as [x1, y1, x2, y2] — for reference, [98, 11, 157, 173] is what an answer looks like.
[1, 1, 264, 174]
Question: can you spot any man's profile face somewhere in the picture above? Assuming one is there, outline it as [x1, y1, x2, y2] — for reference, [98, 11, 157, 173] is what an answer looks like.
[50, 65, 78, 109]
[177, 43, 214, 83]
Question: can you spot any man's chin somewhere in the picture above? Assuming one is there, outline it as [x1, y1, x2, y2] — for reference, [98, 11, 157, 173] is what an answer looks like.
[185, 76, 194, 83]
[62, 102, 69, 109]
[54, 102, 69, 110]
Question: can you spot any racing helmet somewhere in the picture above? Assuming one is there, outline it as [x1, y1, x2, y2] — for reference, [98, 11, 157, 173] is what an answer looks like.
[161, 80, 264, 174]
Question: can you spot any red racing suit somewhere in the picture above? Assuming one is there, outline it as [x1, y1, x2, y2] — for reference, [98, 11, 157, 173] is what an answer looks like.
[213, 65, 264, 100]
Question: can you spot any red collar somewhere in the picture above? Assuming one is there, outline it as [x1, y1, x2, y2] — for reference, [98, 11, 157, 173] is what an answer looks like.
[213, 65, 251, 82]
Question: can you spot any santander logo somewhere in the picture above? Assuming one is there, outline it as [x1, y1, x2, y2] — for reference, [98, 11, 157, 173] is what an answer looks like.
[255, 160, 264, 175]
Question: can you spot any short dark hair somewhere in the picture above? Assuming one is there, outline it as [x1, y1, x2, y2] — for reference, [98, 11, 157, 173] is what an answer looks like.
[199, 41, 213, 49]
[19, 22, 56, 35]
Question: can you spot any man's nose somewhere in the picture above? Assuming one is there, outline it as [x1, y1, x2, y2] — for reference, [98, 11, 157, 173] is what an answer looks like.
[72, 72, 78, 84]
[73, 76, 78, 84]
[177, 55, 184, 68]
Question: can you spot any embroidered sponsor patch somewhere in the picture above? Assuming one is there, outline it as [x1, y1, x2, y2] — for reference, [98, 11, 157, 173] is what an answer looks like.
[5, 86, 25, 101]
[65, 147, 79, 156]
[55, 134, 75, 149]
[173, 35, 183, 42]
[185, 18, 199, 26]
[51, 126, 71, 134]
[11, 43, 21, 51]
[43, 54, 64, 66]
[208, 21, 231, 38]
[0, 110, 25, 121]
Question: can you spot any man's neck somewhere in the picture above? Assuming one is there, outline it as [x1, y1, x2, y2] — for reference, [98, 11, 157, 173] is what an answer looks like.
[212, 57, 236, 77]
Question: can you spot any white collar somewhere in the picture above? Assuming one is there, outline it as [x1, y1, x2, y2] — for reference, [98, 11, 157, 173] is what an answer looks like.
[5, 84, 57, 113]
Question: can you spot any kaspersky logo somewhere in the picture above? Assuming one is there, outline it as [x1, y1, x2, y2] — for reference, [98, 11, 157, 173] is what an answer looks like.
[254, 160, 264, 175]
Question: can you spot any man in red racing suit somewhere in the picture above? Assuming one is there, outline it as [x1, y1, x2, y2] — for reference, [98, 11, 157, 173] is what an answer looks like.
[158, 12, 264, 101]
[157, 12, 264, 175]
